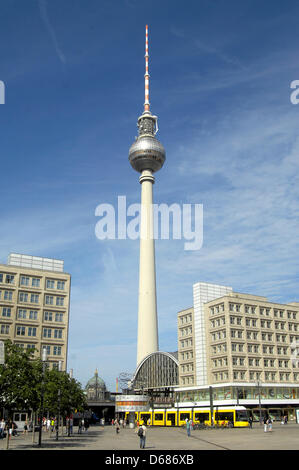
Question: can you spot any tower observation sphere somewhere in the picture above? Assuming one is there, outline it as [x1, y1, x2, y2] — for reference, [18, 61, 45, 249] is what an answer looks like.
[129, 112, 166, 173]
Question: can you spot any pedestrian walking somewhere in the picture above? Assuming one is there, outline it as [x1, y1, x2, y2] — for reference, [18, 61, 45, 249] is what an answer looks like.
[85, 419, 89, 432]
[0, 419, 5, 439]
[23, 419, 28, 435]
[186, 418, 191, 437]
[284, 415, 288, 425]
[263, 416, 268, 432]
[70, 417, 73, 434]
[138, 423, 146, 449]
[248, 416, 253, 429]
[78, 419, 82, 434]
[115, 419, 120, 434]
[267, 417, 273, 432]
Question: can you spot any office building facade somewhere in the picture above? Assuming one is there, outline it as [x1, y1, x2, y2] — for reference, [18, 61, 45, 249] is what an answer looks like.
[177, 282, 299, 420]
[0, 253, 71, 370]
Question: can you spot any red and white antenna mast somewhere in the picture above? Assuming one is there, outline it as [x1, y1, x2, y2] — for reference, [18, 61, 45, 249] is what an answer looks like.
[144, 24, 150, 113]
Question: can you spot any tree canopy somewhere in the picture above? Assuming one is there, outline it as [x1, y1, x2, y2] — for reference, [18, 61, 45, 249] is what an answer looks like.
[0, 340, 86, 417]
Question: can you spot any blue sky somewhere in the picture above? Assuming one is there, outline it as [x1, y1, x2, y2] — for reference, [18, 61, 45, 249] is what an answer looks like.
[0, 0, 299, 391]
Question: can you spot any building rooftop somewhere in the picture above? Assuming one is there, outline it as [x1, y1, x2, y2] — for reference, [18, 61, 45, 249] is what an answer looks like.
[7, 253, 64, 273]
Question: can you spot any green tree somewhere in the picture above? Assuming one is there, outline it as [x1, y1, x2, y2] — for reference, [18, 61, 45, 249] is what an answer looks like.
[43, 368, 87, 416]
[0, 340, 42, 418]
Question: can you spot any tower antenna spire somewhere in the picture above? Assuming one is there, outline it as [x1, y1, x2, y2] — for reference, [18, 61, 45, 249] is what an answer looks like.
[144, 24, 150, 113]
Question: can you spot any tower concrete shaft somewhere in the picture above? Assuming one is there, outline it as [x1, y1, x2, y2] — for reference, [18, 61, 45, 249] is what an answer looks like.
[136, 170, 159, 364]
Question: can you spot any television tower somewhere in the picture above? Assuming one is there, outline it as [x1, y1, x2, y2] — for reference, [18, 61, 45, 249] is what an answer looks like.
[129, 25, 166, 365]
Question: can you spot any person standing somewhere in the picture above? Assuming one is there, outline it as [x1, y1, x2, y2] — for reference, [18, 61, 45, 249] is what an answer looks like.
[115, 419, 120, 434]
[267, 417, 273, 432]
[248, 416, 253, 429]
[263, 416, 268, 432]
[23, 419, 28, 436]
[186, 418, 191, 437]
[138, 423, 146, 449]
[0, 419, 5, 439]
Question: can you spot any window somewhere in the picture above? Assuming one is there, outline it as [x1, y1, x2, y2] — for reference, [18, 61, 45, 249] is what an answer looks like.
[57, 281, 65, 290]
[44, 345, 51, 355]
[18, 309, 27, 319]
[45, 296, 54, 305]
[20, 276, 29, 286]
[43, 328, 51, 338]
[32, 278, 40, 288]
[46, 279, 55, 289]
[30, 294, 39, 304]
[19, 292, 28, 302]
[16, 326, 26, 336]
[56, 297, 64, 307]
[1, 324, 9, 334]
[2, 307, 11, 317]
[5, 274, 15, 284]
[53, 346, 62, 356]
[0, 274, 3, 283]
[28, 327, 37, 337]
[4, 291, 12, 301]
[44, 311, 53, 321]
[29, 310, 38, 320]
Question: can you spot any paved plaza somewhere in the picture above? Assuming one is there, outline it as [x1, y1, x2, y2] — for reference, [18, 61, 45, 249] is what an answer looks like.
[3, 422, 299, 451]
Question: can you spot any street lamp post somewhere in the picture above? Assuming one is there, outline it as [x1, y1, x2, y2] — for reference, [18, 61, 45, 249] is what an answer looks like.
[37, 347, 47, 447]
[257, 380, 262, 424]
[55, 361, 62, 441]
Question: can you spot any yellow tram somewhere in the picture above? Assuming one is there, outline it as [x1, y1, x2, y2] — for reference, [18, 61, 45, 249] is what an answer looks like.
[125, 405, 249, 428]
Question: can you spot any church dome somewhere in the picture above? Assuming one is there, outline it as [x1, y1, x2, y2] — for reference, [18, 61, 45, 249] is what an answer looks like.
[85, 369, 106, 391]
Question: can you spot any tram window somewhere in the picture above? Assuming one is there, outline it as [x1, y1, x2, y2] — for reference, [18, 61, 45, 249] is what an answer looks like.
[180, 413, 190, 421]
[194, 412, 209, 422]
[154, 413, 163, 421]
[140, 413, 150, 420]
[236, 410, 249, 422]
[14, 413, 20, 421]
[21, 413, 27, 421]
[215, 412, 234, 422]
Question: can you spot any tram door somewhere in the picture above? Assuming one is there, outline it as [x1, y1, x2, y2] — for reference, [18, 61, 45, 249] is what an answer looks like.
[167, 412, 176, 426]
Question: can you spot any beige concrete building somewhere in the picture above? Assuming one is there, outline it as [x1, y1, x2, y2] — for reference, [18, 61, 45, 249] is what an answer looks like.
[177, 307, 195, 386]
[178, 284, 299, 387]
[176, 282, 299, 420]
[206, 292, 299, 385]
[0, 253, 71, 370]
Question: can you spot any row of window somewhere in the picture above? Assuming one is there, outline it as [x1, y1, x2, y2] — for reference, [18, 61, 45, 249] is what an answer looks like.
[180, 339, 193, 348]
[17, 292, 65, 306]
[180, 351, 194, 361]
[211, 317, 299, 330]
[180, 376, 195, 386]
[0, 273, 66, 291]
[213, 370, 298, 382]
[16, 326, 63, 339]
[212, 357, 292, 369]
[16, 343, 63, 356]
[0, 323, 64, 339]
[211, 329, 298, 343]
[231, 357, 290, 368]
[210, 303, 298, 320]
[217, 302, 298, 320]
[180, 327, 192, 337]
[180, 363, 194, 373]
[179, 313, 192, 325]
[212, 341, 299, 355]
[1, 307, 64, 322]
